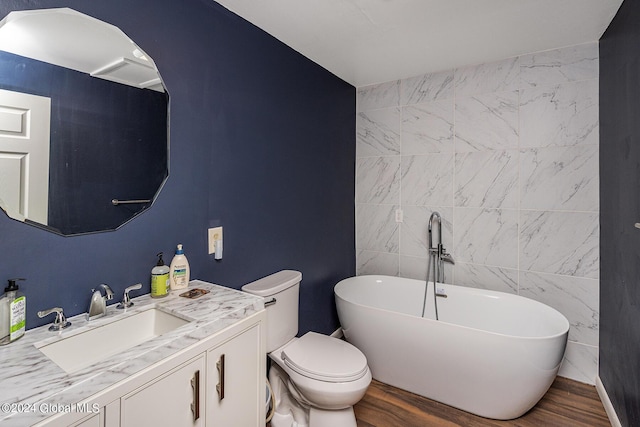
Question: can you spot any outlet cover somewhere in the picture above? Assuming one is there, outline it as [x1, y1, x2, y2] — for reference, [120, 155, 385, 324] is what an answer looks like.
[208, 226, 223, 254]
[395, 209, 403, 223]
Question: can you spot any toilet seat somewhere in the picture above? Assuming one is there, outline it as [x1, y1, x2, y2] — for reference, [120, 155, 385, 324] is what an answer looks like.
[281, 332, 368, 383]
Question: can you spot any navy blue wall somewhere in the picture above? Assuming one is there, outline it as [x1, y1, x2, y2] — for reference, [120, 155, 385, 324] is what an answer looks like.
[600, 0, 640, 425]
[0, 0, 355, 336]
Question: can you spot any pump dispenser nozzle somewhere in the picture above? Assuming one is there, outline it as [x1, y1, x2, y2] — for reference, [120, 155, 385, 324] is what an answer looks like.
[5, 278, 25, 292]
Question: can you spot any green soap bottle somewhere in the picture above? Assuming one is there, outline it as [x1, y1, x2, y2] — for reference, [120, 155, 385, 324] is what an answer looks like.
[151, 253, 170, 298]
[0, 278, 26, 345]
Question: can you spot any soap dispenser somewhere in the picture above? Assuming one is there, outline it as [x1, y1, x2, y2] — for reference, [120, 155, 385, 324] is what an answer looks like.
[151, 252, 170, 298]
[169, 244, 190, 290]
[0, 278, 26, 345]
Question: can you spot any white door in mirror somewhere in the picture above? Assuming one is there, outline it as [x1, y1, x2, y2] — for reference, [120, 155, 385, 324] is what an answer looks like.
[0, 89, 50, 224]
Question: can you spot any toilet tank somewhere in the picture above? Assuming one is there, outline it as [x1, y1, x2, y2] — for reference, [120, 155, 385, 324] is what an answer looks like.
[241, 270, 301, 352]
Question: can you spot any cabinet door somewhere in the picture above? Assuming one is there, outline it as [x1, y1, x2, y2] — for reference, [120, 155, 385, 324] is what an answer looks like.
[121, 355, 205, 427]
[207, 324, 262, 427]
[70, 413, 100, 427]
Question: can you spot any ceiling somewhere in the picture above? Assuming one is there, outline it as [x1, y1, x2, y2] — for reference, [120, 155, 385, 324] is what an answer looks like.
[0, 8, 164, 92]
[215, 0, 623, 88]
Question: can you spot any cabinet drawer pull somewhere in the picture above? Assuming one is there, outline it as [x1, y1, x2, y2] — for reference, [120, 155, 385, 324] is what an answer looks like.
[216, 354, 225, 401]
[191, 370, 200, 421]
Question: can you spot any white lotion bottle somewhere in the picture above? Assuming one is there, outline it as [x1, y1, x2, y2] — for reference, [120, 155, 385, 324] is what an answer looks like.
[169, 244, 190, 290]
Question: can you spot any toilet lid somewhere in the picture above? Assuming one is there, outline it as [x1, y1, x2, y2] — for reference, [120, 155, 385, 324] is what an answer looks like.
[281, 332, 368, 382]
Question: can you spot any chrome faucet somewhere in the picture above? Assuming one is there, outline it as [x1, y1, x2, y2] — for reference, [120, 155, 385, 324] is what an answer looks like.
[428, 212, 454, 282]
[87, 284, 114, 320]
[423, 212, 455, 320]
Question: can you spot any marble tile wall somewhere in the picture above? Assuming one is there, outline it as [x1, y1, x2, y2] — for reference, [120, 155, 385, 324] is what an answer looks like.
[355, 42, 599, 384]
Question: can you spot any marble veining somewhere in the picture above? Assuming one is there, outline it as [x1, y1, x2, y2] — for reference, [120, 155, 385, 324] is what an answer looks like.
[454, 90, 519, 152]
[520, 271, 599, 346]
[454, 57, 520, 97]
[355, 156, 400, 204]
[401, 154, 454, 207]
[0, 281, 264, 426]
[453, 262, 518, 294]
[356, 203, 399, 253]
[356, 108, 401, 157]
[401, 99, 454, 155]
[453, 208, 518, 269]
[520, 210, 599, 279]
[559, 342, 598, 384]
[520, 145, 599, 211]
[520, 42, 599, 89]
[454, 150, 519, 208]
[401, 70, 454, 105]
[356, 249, 399, 276]
[357, 80, 400, 111]
[520, 79, 599, 148]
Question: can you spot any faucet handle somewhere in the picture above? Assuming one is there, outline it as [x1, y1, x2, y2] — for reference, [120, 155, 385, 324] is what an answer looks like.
[37, 307, 72, 331]
[440, 247, 455, 264]
[117, 283, 142, 309]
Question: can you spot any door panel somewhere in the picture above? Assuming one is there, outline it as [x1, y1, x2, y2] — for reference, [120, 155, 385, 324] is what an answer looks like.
[0, 89, 51, 224]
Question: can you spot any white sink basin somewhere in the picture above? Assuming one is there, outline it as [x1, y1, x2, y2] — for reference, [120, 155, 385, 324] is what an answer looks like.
[36, 308, 190, 374]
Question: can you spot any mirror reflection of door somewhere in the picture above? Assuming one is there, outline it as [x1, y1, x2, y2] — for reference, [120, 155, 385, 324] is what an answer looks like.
[0, 89, 50, 225]
[0, 8, 169, 235]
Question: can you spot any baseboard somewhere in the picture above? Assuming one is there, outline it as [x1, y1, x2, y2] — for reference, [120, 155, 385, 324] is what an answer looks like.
[596, 375, 622, 427]
[330, 327, 343, 338]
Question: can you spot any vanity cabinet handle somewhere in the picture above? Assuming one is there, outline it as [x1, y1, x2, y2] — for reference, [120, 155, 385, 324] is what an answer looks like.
[216, 354, 225, 401]
[191, 370, 200, 421]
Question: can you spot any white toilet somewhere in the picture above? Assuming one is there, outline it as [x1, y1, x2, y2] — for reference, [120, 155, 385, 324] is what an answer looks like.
[242, 270, 371, 427]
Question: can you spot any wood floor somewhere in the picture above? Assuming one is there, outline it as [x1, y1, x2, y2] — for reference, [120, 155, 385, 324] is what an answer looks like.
[353, 377, 611, 427]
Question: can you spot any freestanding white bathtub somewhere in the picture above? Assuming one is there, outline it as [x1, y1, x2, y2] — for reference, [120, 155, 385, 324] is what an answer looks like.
[334, 275, 570, 420]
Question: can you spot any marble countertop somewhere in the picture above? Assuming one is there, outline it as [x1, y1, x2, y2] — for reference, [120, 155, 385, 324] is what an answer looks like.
[0, 280, 264, 426]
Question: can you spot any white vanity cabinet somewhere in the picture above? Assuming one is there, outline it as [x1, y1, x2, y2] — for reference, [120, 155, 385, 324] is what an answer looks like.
[207, 323, 262, 427]
[117, 315, 264, 427]
[118, 321, 263, 427]
[120, 355, 206, 427]
[35, 309, 266, 427]
[69, 413, 101, 427]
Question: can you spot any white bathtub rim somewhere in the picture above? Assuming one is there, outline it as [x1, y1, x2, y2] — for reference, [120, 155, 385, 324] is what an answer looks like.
[336, 293, 568, 343]
[335, 275, 570, 341]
